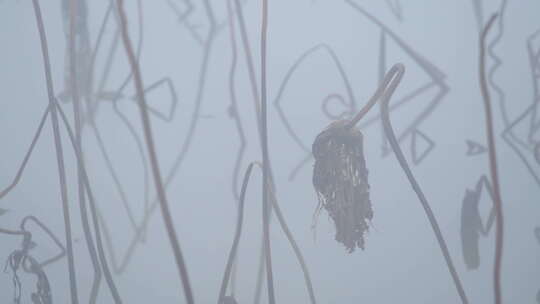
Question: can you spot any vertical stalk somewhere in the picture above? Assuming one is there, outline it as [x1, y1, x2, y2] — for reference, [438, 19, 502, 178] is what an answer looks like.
[479, 14, 504, 304]
[30, 1, 79, 303]
[231, 2, 317, 303]
[56, 99, 123, 303]
[68, 1, 103, 302]
[218, 163, 256, 303]
[114, 1, 194, 303]
[260, 0, 276, 303]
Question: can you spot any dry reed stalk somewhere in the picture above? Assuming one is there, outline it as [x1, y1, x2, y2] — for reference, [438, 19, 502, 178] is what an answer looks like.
[479, 13, 504, 304]
[380, 65, 469, 304]
[67, 1, 103, 301]
[30, 1, 79, 302]
[55, 98, 123, 303]
[218, 163, 256, 304]
[231, 1, 317, 303]
[259, 0, 275, 302]
[115, 0, 194, 302]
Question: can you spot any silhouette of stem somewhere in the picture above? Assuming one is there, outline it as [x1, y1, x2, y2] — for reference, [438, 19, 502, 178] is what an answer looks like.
[0, 107, 49, 200]
[348, 64, 405, 128]
[219, 162, 317, 304]
[260, 0, 275, 303]
[68, 1, 103, 302]
[56, 99, 123, 303]
[380, 64, 469, 304]
[479, 13, 504, 304]
[31, 1, 79, 302]
[218, 162, 256, 303]
[232, 1, 317, 302]
[115, 1, 194, 302]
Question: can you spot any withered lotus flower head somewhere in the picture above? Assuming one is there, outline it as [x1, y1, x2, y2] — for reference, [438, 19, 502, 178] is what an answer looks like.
[312, 119, 372, 253]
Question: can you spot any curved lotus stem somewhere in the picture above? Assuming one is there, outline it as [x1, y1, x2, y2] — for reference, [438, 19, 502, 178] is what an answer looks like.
[479, 13, 504, 304]
[55, 101, 122, 303]
[218, 162, 256, 303]
[31, 1, 79, 302]
[380, 64, 469, 304]
[348, 63, 405, 128]
[219, 161, 317, 304]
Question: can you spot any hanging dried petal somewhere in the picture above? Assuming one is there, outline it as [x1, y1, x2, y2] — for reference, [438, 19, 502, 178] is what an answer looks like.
[312, 120, 372, 252]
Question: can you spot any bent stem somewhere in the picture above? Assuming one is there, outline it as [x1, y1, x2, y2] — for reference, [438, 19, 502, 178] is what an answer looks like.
[56, 101, 123, 303]
[0, 107, 49, 200]
[479, 13, 504, 304]
[379, 64, 469, 304]
[219, 163, 317, 304]
[348, 63, 404, 129]
[218, 163, 256, 303]
[31, 1, 79, 302]
[115, 1, 194, 303]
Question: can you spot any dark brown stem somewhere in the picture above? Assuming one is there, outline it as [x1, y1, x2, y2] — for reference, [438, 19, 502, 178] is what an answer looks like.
[115, 1, 194, 303]
[260, 0, 275, 302]
[30, 1, 79, 302]
[479, 13, 504, 304]
[380, 64, 469, 304]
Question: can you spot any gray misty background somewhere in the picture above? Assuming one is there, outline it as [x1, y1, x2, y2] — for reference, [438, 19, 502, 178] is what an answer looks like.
[1, 0, 539, 303]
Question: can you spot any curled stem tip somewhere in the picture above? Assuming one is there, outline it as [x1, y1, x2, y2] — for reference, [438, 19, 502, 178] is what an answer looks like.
[348, 63, 405, 128]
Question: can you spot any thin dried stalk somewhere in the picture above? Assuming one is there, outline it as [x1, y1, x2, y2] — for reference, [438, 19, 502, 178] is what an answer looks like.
[30, 1, 79, 302]
[0, 107, 49, 200]
[67, 1, 103, 302]
[115, 1, 194, 302]
[260, 0, 275, 302]
[218, 163, 256, 303]
[232, 1, 317, 302]
[479, 13, 504, 304]
[56, 100, 123, 303]
[220, 162, 317, 304]
[380, 64, 469, 304]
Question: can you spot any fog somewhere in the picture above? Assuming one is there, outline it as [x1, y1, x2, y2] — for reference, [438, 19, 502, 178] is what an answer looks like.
[1, 0, 539, 303]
